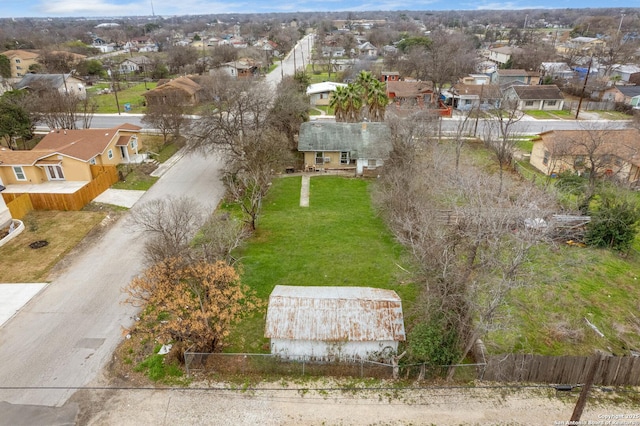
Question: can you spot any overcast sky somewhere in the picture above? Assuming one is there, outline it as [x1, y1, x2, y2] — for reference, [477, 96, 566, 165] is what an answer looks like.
[0, 0, 631, 18]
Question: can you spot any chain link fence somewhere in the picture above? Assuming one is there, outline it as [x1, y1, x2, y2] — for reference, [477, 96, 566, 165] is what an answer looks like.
[184, 351, 484, 381]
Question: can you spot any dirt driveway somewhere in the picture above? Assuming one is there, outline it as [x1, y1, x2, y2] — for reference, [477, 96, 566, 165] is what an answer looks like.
[71, 377, 638, 426]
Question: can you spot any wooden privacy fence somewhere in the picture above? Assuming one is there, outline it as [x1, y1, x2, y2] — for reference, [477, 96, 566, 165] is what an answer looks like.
[482, 354, 640, 386]
[563, 100, 616, 112]
[4, 193, 33, 219]
[2, 165, 118, 212]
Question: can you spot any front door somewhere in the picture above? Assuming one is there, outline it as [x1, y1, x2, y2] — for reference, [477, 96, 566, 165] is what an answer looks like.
[45, 165, 65, 181]
[120, 146, 130, 162]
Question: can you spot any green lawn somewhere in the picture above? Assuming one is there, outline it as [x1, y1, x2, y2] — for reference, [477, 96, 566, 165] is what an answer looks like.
[525, 110, 574, 119]
[489, 243, 640, 356]
[90, 82, 157, 113]
[226, 176, 417, 353]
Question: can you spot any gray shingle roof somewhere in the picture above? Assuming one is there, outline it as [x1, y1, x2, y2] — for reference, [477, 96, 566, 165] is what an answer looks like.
[298, 122, 392, 158]
[510, 85, 563, 100]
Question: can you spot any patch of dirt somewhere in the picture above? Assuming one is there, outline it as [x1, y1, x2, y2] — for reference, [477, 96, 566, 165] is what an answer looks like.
[29, 240, 49, 249]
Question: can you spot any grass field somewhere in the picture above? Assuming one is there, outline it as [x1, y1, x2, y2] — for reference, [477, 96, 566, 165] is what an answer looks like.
[225, 175, 417, 353]
[0, 211, 106, 282]
[90, 82, 157, 114]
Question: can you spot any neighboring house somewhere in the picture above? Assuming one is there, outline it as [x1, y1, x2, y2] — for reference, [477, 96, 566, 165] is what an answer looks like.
[386, 80, 436, 108]
[331, 59, 355, 73]
[529, 129, 640, 183]
[215, 59, 260, 79]
[1, 49, 40, 78]
[264, 285, 406, 361]
[540, 62, 574, 80]
[14, 73, 87, 100]
[460, 74, 491, 85]
[601, 85, 640, 104]
[306, 82, 347, 106]
[358, 42, 378, 57]
[558, 36, 605, 55]
[298, 121, 392, 175]
[450, 83, 502, 111]
[380, 71, 400, 82]
[486, 46, 522, 66]
[491, 69, 541, 86]
[631, 95, 640, 109]
[142, 76, 202, 106]
[0, 124, 142, 187]
[610, 64, 640, 84]
[118, 56, 151, 74]
[502, 84, 564, 110]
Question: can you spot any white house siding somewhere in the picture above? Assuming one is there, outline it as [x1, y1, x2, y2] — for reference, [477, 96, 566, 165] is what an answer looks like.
[270, 339, 398, 361]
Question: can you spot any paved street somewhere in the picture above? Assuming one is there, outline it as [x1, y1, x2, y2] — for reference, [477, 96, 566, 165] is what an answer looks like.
[0, 151, 225, 423]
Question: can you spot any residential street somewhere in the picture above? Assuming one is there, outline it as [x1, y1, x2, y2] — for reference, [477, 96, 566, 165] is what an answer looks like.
[0, 151, 225, 424]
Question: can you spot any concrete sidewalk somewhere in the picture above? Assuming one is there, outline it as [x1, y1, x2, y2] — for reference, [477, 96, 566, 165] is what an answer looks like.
[0, 283, 47, 327]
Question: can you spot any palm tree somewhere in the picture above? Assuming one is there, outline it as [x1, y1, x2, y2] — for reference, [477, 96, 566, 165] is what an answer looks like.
[356, 71, 375, 119]
[367, 79, 389, 122]
[329, 86, 348, 122]
[344, 84, 363, 123]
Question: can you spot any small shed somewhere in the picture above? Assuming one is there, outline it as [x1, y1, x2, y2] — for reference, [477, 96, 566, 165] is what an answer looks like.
[265, 285, 406, 361]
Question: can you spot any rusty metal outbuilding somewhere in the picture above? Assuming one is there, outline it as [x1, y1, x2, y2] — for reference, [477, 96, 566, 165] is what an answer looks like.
[265, 285, 405, 361]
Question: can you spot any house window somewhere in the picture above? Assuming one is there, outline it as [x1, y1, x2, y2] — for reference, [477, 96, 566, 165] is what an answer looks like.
[525, 101, 534, 106]
[465, 99, 472, 105]
[367, 159, 377, 168]
[131, 137, 138, 150]
[315, 151, 324, 165]
[547, 100, 556, 106]
[108, 149, 113, 159]
[15, 59, 20, 64]
[340, 152, 350, 165]
[89, 157, 96, 165]
[16, 66, 22, 70]
[13, 166, 26, 181]
[45, 165, 65, 181]
[543, 150, 550, 166]
[574, 155, 585, 167]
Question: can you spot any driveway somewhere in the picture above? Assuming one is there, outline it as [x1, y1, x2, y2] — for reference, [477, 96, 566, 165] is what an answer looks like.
[0, 151, 225, 424]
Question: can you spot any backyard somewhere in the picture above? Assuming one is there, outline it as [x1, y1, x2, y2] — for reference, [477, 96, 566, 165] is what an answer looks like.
[225, 175, 417, 353]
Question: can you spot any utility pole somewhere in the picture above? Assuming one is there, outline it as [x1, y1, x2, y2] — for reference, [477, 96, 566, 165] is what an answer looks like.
[618, 13, 625, 35]
[575, 57, 592, 120]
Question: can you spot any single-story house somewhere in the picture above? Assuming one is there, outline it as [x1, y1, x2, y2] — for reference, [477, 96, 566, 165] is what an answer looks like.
[118, 56, 151, 74]
[265, 285, 406, 361]
[215, 59, 260, 79]
[460, 74, 491, 85]
[380, 71, 400, 82]
[540, 62, 574, 80]
[450, 83, 502, 111]
[386, 80, 436, 108]
[609, 65, 640, 84]
[358, 42, 378, 57]
[0, 124, 142, 187]
[14, 73, 86, 100]
[142, 76, 202, 106]
[306, 82, 347, 106]
[601, 85, 640, 104]
[491, 69, 541, 86]
[298, 121, 392, 175]
[529, 129, 640, 183]
[502, 85, 564, 110]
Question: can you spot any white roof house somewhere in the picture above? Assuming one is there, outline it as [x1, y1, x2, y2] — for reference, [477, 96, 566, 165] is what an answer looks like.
[306, 82, 347, 106]
[265, 285, 406, 361]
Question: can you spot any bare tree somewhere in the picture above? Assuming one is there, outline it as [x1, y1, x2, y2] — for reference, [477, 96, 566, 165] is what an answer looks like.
[141, 91, 187, 145]
[127, 196, 205, 265]
[425, 30, 477, 96]
[374, 117, 555, 379]
[482, 100, 525, 195]
[191, 212, 250, 265]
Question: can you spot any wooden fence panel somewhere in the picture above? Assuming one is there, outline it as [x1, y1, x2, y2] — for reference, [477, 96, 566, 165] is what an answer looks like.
[483, 354, 640, 386]
[2, 167, 119, 212]
[4, 193, 33, 219]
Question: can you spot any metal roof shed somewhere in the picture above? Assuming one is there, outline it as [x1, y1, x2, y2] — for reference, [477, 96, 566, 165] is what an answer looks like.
[265, 285, 405, 361]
